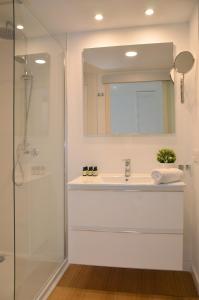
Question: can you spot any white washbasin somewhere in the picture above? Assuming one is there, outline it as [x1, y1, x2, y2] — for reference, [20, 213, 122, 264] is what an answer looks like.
[101, 174, 153, 184]
[68, 173, 185, 191]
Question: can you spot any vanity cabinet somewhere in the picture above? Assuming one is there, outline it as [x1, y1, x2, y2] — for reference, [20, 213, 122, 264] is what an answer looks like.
[68, 190, 184, 270]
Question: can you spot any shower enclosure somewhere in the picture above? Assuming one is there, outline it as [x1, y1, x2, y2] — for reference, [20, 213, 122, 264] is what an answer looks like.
[0, 1, 66, 299]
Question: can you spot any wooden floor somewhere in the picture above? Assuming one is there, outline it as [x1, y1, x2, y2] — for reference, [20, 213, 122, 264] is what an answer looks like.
[48, 265, 199, 300]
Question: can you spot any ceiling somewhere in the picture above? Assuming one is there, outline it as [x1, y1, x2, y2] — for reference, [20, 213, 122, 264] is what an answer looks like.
[0, 2, 48, 38]
[24, 0, 197, 34]
[84, 43, 174, 71]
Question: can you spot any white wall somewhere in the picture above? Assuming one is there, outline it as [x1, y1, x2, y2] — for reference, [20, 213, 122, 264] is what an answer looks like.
[189, 3, 199, 291]
[67, 23, 190, 180]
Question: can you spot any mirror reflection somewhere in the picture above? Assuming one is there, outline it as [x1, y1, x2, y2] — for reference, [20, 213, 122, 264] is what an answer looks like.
[15, 52, 50, 137]
[83, 43, 175, 136]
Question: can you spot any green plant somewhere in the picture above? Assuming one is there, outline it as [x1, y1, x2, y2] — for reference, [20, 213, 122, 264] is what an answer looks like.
[157, 148, 176, 164]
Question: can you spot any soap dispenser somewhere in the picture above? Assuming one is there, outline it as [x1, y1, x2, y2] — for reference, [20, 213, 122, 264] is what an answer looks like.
[88, 166, 93, 176]
[82, 166, 88, 176]
[93, 166, 98, 176]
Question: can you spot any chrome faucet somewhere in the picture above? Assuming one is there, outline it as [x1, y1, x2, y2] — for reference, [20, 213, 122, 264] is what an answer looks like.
[124, 159, 131, 180]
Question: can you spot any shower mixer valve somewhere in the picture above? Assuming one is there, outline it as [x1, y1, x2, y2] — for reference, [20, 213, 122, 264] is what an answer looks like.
[20, 143, 39, 157]
[24, 145, 39, 157]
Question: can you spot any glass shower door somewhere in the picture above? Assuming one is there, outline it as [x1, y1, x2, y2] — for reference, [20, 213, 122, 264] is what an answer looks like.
[14, 1, 66, 299]
[0, 1, 14, 300]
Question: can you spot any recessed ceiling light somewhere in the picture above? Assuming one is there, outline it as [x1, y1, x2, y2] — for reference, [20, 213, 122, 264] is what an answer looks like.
[125, 51, 138, 57]
[35, 59, 46, 64]
[95, 14, 104, 21]
[16, 24, 24, 30]
[145, 8, 154, 16]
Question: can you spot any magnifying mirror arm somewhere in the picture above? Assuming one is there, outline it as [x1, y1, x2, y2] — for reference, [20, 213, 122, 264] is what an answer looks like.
[180, 74, 185, 104]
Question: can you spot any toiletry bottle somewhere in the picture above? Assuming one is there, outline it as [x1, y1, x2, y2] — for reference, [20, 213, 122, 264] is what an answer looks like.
[93, 166, 98, 176]
[88, 166, 93, 176]
[82, 166, 88, 176]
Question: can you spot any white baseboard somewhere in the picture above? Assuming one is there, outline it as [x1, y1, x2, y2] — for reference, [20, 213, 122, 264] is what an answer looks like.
[192, 265, 199, 295]
[36, 258, 69, 300]
[183, 259, 192, 272]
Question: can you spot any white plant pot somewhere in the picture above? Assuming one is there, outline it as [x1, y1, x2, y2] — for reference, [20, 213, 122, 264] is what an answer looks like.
[160, 163, 176, 168]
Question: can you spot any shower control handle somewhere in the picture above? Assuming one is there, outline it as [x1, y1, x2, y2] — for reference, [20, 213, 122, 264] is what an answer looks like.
[24, 146, 39, 157]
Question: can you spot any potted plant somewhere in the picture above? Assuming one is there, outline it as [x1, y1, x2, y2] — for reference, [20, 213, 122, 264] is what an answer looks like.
[156, 148, 176, 168]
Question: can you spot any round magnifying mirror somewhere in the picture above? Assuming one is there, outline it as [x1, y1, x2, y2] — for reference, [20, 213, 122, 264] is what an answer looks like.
[174, 51, 195, 74]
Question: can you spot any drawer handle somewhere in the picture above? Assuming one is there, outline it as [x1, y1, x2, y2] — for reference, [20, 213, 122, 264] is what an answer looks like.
[71, 226, 183, 235]
[69, 188, 183, 192]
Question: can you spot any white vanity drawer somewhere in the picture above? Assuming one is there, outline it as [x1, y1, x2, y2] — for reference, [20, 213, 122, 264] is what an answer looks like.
[69, 230, 183, 270]
[68, 190, 184, 232]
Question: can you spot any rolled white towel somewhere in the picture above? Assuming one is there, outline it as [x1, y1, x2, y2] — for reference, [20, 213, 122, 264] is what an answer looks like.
[151, 168, 184, 184]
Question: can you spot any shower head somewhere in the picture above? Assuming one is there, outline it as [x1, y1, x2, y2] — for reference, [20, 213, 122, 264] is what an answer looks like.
[15, 55, 27, 64]
[0, 0, 23, 5]
[0, 18, 25, 40]
[0, 27, 13, 39]
[0, 21, 13, 40]
[0, 256, 5, 263]
[15, 55, 33, 80]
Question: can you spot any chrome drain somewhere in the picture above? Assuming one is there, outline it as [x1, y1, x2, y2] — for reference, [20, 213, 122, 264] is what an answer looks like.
[0, 256, 5, 263]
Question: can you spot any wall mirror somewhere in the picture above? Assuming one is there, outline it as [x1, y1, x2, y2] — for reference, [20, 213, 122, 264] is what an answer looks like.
[83, 43, 175, 136]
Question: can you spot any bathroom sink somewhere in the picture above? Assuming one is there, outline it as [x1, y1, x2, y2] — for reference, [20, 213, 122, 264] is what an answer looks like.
[68, 173, 185, 191]
[101, 174, 153, 184]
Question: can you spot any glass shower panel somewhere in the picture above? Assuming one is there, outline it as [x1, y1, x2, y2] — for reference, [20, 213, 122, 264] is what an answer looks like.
[0, 1, 14, 300]
[14, 2, 65, 299]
